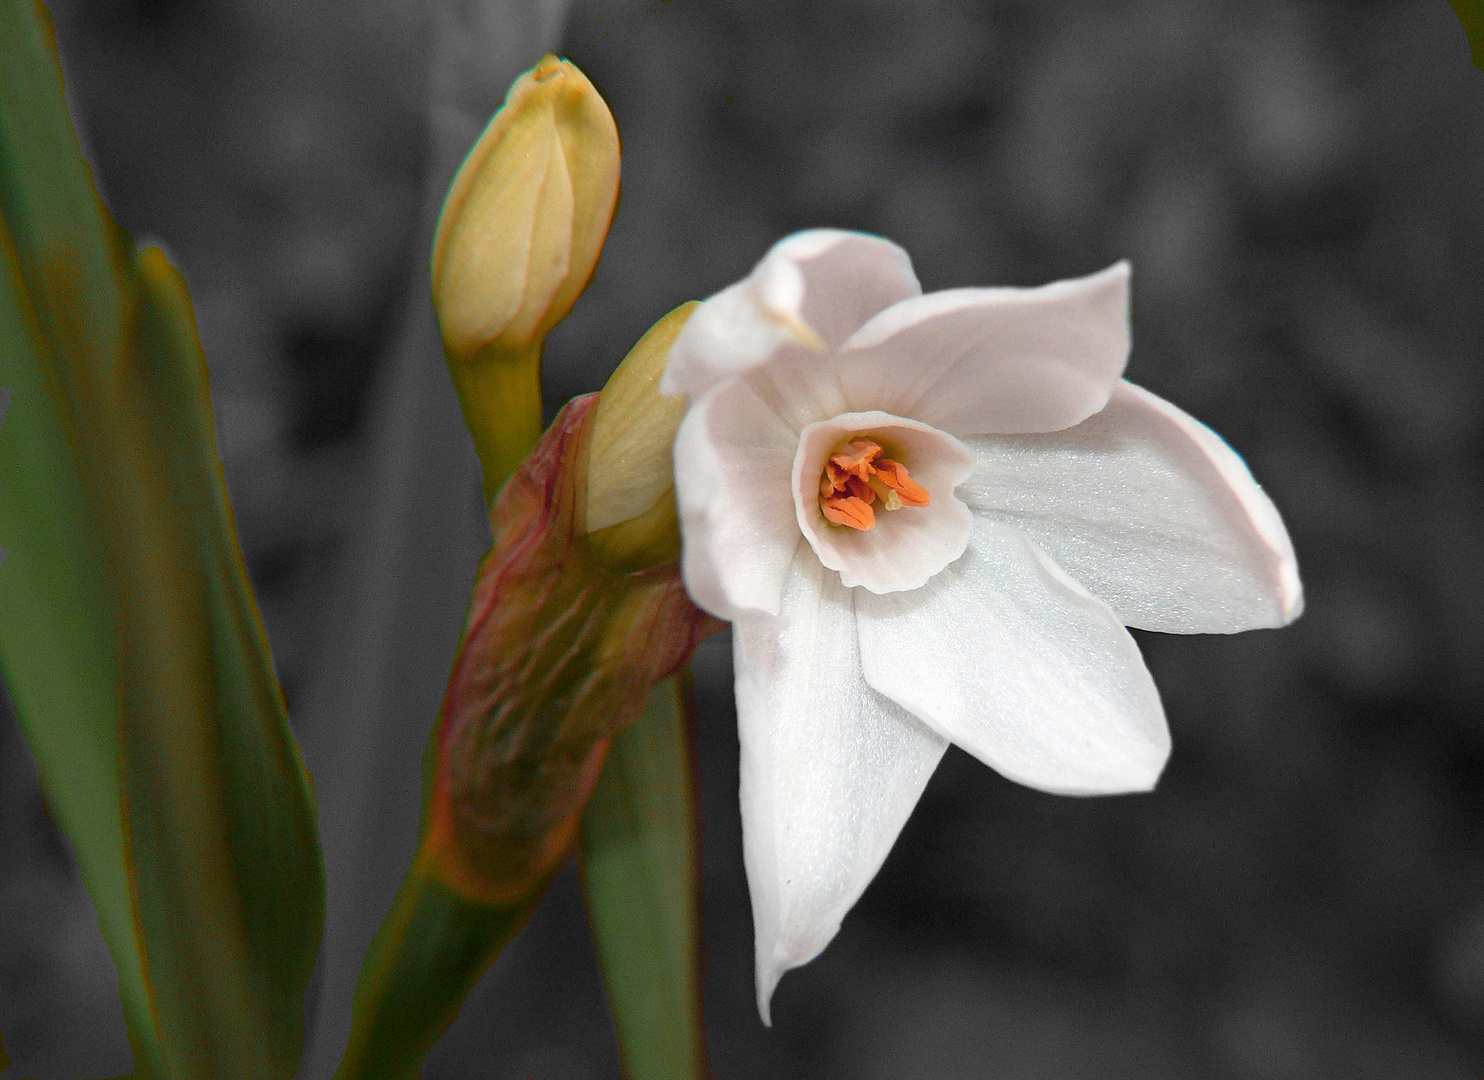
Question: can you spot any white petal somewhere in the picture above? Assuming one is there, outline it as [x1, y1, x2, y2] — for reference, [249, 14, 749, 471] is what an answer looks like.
[958, 380, 1303, 634]
[779, 231, 922, 351]
[792, 411, 974, 594]
[857, 517, 1169, 796]
[837, 261, 1131, 435]
[736, 545, 949, 1023]
[661, 230, 921, 401]
[672, 380, 802, 621]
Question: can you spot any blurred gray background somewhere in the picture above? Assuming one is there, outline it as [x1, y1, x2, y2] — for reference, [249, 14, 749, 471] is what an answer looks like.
[4, 0, 1484, 1076]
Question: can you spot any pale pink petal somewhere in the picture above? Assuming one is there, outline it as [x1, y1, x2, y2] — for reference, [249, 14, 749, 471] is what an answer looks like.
[734, 344, 851, 435]
[857, 517, 1169, 796]
[672, 380, 802, 621]
[837, 261, 1131, 435]
[959, 380, 1303, 633]
[661, 230, 920, 401]
[782, 230, 921, 351]
[792, 411, 974, 593]
[736, 547, 949, 1024]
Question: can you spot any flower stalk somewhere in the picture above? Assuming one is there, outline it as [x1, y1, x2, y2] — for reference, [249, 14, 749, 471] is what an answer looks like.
[338, 378, 717, 1077]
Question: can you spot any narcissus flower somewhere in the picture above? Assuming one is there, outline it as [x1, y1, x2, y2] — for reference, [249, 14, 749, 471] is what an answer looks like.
[660, 230, 1302, 1022]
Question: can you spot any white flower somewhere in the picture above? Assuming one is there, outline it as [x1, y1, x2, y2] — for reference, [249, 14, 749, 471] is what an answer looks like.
[659, 230, 1302, 1023]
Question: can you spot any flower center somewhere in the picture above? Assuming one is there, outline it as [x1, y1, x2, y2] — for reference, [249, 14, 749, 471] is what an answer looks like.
[817, 437, 930, 531]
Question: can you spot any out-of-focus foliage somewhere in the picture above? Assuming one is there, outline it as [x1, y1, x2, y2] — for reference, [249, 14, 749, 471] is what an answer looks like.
[1447, 0, 1484, 70]
[4, 0, 1484, 1077]
[0, 2, 321, 1075]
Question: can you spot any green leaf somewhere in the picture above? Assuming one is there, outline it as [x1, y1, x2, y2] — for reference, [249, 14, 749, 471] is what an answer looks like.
[0, 138, 149, 1080]
[109, 249, 325, 1077]
[0, 2, 322, 1074]
[579, 676, 707, 1080]
[1449, 0, 1484, 72]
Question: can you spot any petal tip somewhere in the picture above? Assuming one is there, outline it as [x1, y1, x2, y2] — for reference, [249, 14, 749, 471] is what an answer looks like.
[1277, 554, 1305, 625]
[1047, 731, 1170, 796]
[1079, 259, 1131, 304]
[1122, 741, 1170, 794]
[755, 963, 782, 1027]
[753, 921, 804, 1028]
[1046, 732, 1170, 797]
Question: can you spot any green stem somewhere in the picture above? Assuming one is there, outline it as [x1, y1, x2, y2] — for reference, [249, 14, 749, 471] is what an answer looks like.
[333, 855, 534, 1080]
[445, 340, 545, 503]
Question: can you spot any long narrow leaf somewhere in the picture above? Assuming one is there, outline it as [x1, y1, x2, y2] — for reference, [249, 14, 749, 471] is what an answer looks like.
[579, 676, 707, 1080]
[0, 3, 322, 1074]
[0, 148, 150, 1078]
[1448, 0, 1484, 72]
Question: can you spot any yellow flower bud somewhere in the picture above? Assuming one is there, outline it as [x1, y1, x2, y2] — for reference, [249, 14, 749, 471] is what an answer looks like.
[431, 54, 620, 359]
[583, 303, 697, 571]
[431, 54, 619, 500]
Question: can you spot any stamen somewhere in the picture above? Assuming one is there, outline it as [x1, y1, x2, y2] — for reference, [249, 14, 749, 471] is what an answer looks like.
[844, 475, 875, 504]
[873, 459, 929, 507]
[817, 437, 929, 531]
[821, 494, 875, 530]
[831, 440, 882, 480]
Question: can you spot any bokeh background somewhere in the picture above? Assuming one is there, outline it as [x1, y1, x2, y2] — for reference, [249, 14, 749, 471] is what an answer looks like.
[4, 0, 1484, 1076]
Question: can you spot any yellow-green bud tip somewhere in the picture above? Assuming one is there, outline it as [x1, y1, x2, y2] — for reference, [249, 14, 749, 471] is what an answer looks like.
[431, 54, 620, 359]
[584, 302, 698, 569]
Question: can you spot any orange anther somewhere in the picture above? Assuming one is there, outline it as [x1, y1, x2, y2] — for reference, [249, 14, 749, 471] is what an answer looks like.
[873, 459, 930, 507]
[830, 439, 882, 480]
[822, 460, 851, 495]
[818, 436, 929, 530]
[845, 475, 876, 504]
[821, 494, 875, 531]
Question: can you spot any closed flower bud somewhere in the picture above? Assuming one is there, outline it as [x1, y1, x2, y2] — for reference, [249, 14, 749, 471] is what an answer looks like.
[431, 54, 620, 499]
[583, 302, 696, 571]
[431, 54, 620, 359]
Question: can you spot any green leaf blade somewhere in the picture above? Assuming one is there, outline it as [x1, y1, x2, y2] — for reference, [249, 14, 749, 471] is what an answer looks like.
[0, 2, 323, 1073]
[0, 207, 155, 1074]
[1448, 0, 1484, 72]
[579, 676, 707, 1080]
[131, 248, 326, 1072]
